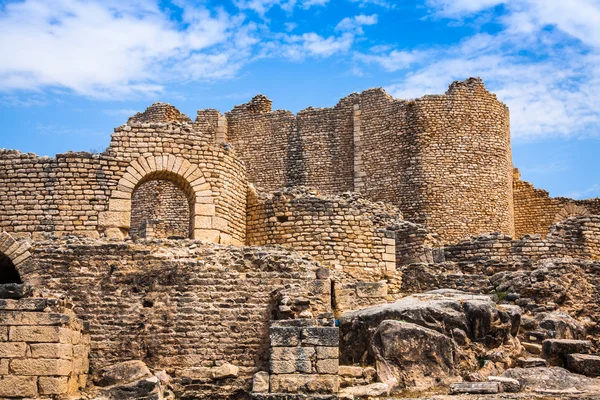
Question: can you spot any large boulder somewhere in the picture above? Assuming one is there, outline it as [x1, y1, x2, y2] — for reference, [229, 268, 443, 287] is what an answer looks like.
[339, 290, 520, 364]
[538, 312, 586, 340]
[369, 320, 459, 390]
[95, 360, 152, 387]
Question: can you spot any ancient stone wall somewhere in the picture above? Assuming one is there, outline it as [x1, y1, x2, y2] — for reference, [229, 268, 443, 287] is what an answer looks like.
[0, 292, 89, 399]
[444, 216, 600, 265]
[0, 109, 248, 245]
[19, 238, 332, 398]
[357, 78, 514, 243]
[513, 169, 600, 237]
[228, 78, 514, 243]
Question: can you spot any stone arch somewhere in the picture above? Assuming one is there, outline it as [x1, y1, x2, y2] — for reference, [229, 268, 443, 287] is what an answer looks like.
[554, 203, 590, 223]
[0, 231, 31, 283]
[99, 155, 224, 242]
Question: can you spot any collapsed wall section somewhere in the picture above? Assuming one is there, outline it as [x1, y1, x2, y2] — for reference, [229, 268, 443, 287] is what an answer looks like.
[20, 239, 332, 398]
[513, 169, 600, 237]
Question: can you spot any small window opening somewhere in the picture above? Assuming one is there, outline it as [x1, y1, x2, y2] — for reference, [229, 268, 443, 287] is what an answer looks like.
[0, 253, 21, 284]
[276, 215, 289, 223]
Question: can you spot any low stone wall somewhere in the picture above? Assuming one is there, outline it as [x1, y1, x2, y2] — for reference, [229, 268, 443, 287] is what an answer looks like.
[0, 289, 89, 399]
[444, 216, 600, 265]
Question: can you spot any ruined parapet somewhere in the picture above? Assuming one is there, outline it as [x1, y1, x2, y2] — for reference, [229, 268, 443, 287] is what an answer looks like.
[128, 102, 192, 124]
[0, 285, 89, 399]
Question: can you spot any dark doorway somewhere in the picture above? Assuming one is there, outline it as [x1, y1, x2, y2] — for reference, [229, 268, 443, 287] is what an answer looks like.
[0, 253, 21, 284]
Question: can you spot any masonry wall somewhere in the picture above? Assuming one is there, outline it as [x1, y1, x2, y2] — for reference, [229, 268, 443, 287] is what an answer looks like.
[0, 115, 248, 245]
[228, 79, 514, 243]
[19, 239, 332, 399]
[357, 78, 514, 243]
[513, 170, 600, 237]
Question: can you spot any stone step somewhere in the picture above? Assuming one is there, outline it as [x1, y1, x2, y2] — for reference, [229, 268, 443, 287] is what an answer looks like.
[450, 382, 501, 394]
[487, 376, 521, 393]
[516, 357, 547, 368]
[542, 339, 592, 367]
[567, 353, 600, 377]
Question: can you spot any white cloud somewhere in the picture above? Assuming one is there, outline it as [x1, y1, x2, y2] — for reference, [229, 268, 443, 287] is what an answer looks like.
[373, 0, 600, 141]
[358, 49, 422, 71]
[347, 0, 395, 8]
[336, 14, 378, 33]
[566, 184, 600, 200]
[0, 0, 248, 98]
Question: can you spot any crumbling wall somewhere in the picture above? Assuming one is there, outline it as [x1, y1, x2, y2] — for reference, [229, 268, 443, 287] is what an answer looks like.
[513, 169, 600, 237]
[228, 79, 514, 243]
[444, 216, 600, 265]
[19, 238, 331, 398]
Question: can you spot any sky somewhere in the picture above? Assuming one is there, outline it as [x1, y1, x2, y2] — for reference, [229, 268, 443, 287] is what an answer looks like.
[0, 0, 598, 199]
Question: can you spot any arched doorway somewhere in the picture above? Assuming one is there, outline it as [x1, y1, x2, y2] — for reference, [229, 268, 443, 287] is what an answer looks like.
[130, 172, 194, 240]
[0, 252, 21, 284]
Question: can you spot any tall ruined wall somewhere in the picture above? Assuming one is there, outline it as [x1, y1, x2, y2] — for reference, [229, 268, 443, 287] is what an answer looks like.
[513, 169, 600, 237]
[225, 95, 356, 193]
[228, 78, 514, 243]
[356, 78, 514, 243]
[0, 106, 248, 245]
[19, 239, 331, 399]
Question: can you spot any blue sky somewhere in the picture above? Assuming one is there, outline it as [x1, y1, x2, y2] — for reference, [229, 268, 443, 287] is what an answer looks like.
[0, 0, 598, 199]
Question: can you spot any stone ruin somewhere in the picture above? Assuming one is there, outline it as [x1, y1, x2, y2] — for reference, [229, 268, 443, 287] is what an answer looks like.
[0, 77, 599, 399]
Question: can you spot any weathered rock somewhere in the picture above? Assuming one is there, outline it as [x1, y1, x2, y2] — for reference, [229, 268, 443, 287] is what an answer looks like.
[539, 312, 585, 340]
[521, 342, 542, 355]
[449, 381, 501, 394]
[338, 366, 363, 377]
[370, 320, 457, 390]
[99, 376, 163, 400]
[516, 357, 547, 368]
[252, 371, 269, 393]
[339, 290, 519, 364]
[0, 284, 29, 299]
[95, 360, 152, 387]
[211, 362, 239, 380]
[339, 382, 389, 398]
[567, 354, 600, 377]
[487, 376, 521, 392]
[502, 367, 600, 392]
[542, 339, 592, 366]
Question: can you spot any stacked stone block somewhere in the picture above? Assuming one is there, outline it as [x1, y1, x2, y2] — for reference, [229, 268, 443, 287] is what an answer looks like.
[0, 294, 89, 398]
[269, 320, 339, 395]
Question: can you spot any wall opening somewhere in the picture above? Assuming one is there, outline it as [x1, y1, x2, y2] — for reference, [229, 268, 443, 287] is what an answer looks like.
[0, 252, 21, 284]
[130, 173, 194, 240]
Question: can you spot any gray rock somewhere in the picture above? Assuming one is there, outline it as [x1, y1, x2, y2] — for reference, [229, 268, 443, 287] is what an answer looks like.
[95, 360, 152, 387]
[516, 357, 547, 368]
[100, 376, 162, 400]
[502, 367, 600, 391]
[539, 312, 585, 340]
[370, 320, 457, 390]
[339, 382, 389, 397]
[450, 382, 501, 394]
[339, 290, 519, 364]
[542, 339, 592, 366]
[567, 354, 600, 377]
[488, 376, 521, 392]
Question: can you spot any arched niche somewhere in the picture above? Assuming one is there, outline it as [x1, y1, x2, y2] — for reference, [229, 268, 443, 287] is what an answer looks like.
[130, 171, 194, 239]
[0, 231, 31, 283]
[99, 155, 226, 243]
[554, 203, 590, 223]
